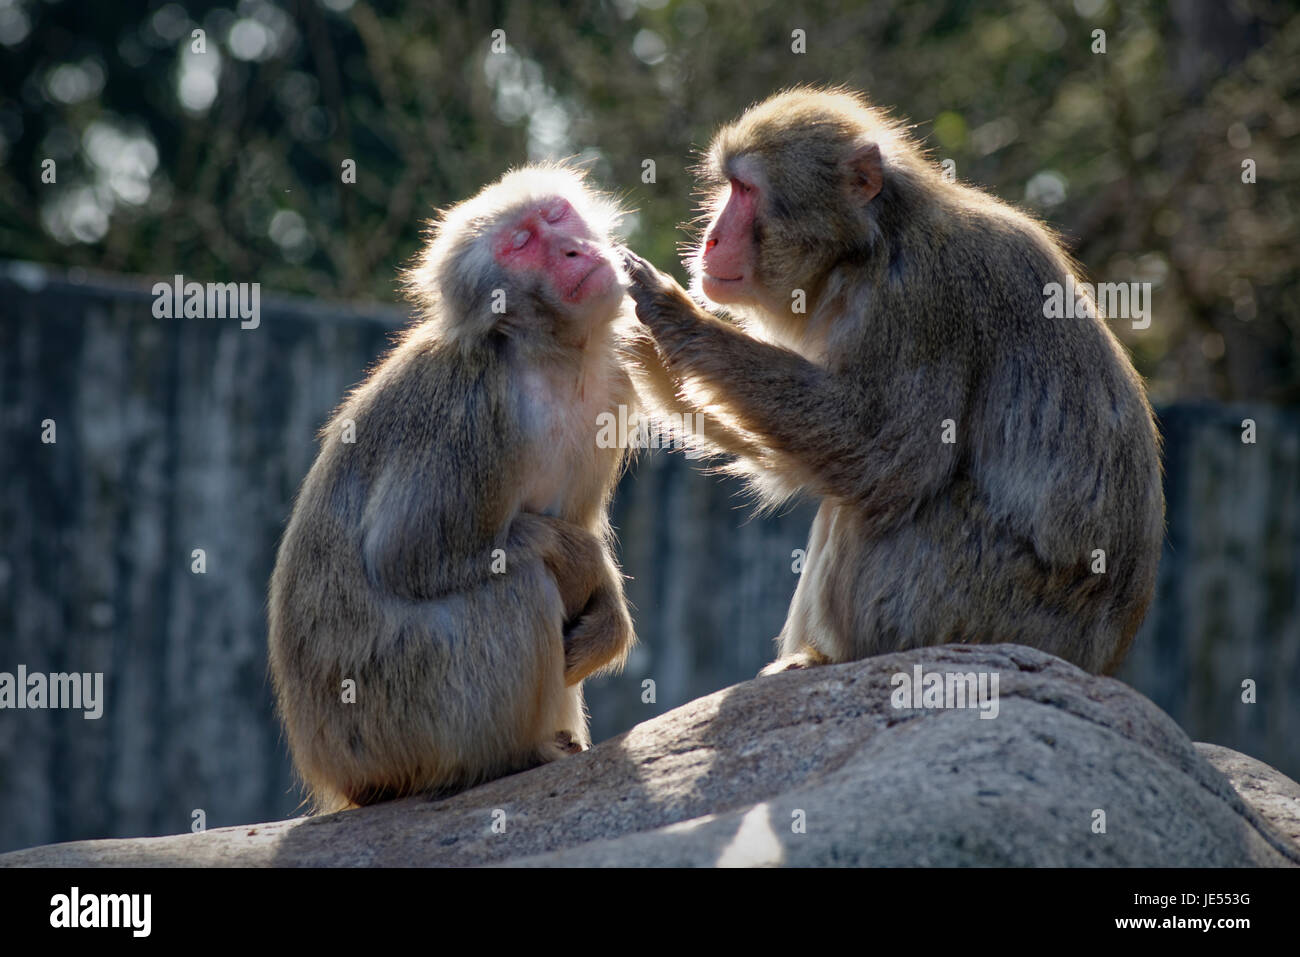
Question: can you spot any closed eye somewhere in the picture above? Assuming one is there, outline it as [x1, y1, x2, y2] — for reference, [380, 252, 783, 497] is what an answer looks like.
[543, 202, 569, 223]
[512, 229, 531, 249]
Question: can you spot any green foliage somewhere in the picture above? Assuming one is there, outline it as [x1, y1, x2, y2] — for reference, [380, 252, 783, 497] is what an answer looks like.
[0, 0, 1295, 399]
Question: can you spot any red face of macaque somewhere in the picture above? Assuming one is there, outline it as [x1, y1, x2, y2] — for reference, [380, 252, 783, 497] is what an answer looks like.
[699, 160, 761, 305]
[491, 197, 617, 313]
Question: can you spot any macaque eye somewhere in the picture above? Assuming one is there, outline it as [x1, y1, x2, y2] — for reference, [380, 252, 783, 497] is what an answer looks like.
[543, 202, 568, 223]
[512, 229, 531, 250]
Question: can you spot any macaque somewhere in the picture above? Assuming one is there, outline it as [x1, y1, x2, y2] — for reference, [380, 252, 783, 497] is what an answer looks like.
[269, 165, 637, 812]
[624, 87, 1164, 676]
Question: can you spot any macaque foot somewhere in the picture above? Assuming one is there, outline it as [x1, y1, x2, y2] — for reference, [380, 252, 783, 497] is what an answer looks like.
[554, 730, 584, 755]
[759, 650, 829, 677]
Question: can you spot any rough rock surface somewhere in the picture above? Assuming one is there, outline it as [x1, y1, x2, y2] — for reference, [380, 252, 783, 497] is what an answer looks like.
[1195, 742, 1300, 851]
[2, 645, 1297, 867]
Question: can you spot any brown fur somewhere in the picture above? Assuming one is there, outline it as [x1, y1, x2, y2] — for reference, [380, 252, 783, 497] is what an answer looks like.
[269, 166, 637, 812]
[624, 88, 1164, 676]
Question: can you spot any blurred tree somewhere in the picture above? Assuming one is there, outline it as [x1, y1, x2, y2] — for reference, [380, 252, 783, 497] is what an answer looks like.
[0, 0, 1295, 399]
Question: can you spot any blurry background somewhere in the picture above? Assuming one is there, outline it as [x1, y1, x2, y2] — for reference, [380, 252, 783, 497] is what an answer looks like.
[0, 0, 1297, 854]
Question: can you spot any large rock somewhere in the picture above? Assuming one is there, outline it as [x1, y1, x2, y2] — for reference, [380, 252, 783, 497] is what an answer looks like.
[1195, 742, 1300, 851]
[2, 645, 1297, 867]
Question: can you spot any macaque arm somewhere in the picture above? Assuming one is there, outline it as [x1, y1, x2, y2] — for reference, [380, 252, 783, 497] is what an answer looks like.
[509, 511, 633, 685]
[560, 563, 634, 685]
[506, 513, 603, 618]
[622, 251, 965, 512]
[364, 448, 616, 618]
[359, 360, 525, 600]
[620, 323, 766, 461]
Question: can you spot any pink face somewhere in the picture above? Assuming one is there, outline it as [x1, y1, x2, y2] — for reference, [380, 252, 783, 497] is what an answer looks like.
[699, 167, 760, 305]
[491, 197, 615, 308]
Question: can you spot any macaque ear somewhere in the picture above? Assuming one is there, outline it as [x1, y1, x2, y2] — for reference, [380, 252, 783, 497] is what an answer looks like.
[846, 142, 883, 203]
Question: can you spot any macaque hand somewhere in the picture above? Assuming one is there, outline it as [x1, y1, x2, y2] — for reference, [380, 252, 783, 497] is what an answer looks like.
[562, 581, 634, 686]
[619, 248, 702, 359]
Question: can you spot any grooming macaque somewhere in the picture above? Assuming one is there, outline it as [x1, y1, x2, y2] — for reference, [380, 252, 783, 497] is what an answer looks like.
[269, 166, 636, 811]
[624, 87, 1164, 676]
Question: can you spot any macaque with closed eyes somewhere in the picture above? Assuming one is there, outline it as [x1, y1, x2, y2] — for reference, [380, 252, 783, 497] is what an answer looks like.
[624, 87, 1163, 676]
[269, 165, 637, 811]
